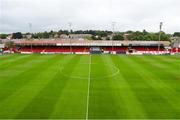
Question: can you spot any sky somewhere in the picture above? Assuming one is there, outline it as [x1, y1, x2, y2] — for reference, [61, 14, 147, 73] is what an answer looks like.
[0, 0, 180, 33]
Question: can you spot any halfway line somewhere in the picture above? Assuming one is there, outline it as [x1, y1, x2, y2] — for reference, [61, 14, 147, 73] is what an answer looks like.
[86, 55, 91, 120]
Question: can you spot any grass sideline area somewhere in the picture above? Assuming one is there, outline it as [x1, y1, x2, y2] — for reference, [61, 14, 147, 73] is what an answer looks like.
[0, 54, 179, 119]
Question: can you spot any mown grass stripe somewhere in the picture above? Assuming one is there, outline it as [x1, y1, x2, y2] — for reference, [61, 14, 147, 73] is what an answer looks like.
[117, 55, 178, 119]
[0, 54, 34, 69]
[88, 55, 123, 119]
[0, 55, 45, 80]
[143, 56, 180, 90]
[105, 55, 147, 119]
[16, 55, 82, 119]
[0, 55, 62, 102]
[0, 54, 179, 119]
[0, 54, 22, 60]
[0, 55, 71, 118]
[50, 55, 89, 119]
[129, 56, 180, 118]
[141, 56, 180, 89]
[142, 56, 179, 73]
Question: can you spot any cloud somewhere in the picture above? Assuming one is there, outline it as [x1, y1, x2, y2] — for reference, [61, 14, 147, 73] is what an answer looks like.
[0, 0, 180, 33]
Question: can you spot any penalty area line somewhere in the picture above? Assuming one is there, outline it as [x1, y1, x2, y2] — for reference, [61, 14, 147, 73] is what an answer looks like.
[86, 55, 91, 120]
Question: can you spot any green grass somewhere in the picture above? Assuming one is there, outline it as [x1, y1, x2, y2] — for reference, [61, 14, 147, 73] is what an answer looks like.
[0, 54, 180, 119]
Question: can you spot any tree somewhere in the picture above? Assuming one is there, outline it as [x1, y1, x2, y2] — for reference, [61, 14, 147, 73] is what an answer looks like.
[160, 32, 171, 41]
[0, 34, 7, 39]
[91, 35, 102, 40]
[58, 30, 69, 35]
[143, 29, 148, 35]
[42, 31, 49, 38]
[106, 37, 110, 40]
[126, 30, 133, 34]
[126, 30, 171, 41]
[173, 32, 180, 37]
[32, 33, 39, 39]
[112, 34, 124, 40]
[12, 32, 23, 39]
[5, 41, 14, 49]
[84, 36, 92, 40]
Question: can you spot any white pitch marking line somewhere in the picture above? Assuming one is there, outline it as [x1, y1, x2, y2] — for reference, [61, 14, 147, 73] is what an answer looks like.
[86, 55, 91, 120]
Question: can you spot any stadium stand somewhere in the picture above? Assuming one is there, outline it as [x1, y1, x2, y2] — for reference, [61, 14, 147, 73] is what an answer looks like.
[15, 40, 171, 54]
[171, 39, 180, 53]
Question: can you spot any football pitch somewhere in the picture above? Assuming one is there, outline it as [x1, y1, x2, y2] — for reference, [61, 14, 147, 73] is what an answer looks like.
[0, 54, 180, 119]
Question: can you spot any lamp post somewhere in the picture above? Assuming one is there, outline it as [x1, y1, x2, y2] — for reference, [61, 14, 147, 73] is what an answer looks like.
[28, 23, 33, 52]
[158, 22, 163, 53]
[68, 22, 72, 53]
[112, 22, 116, 52]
